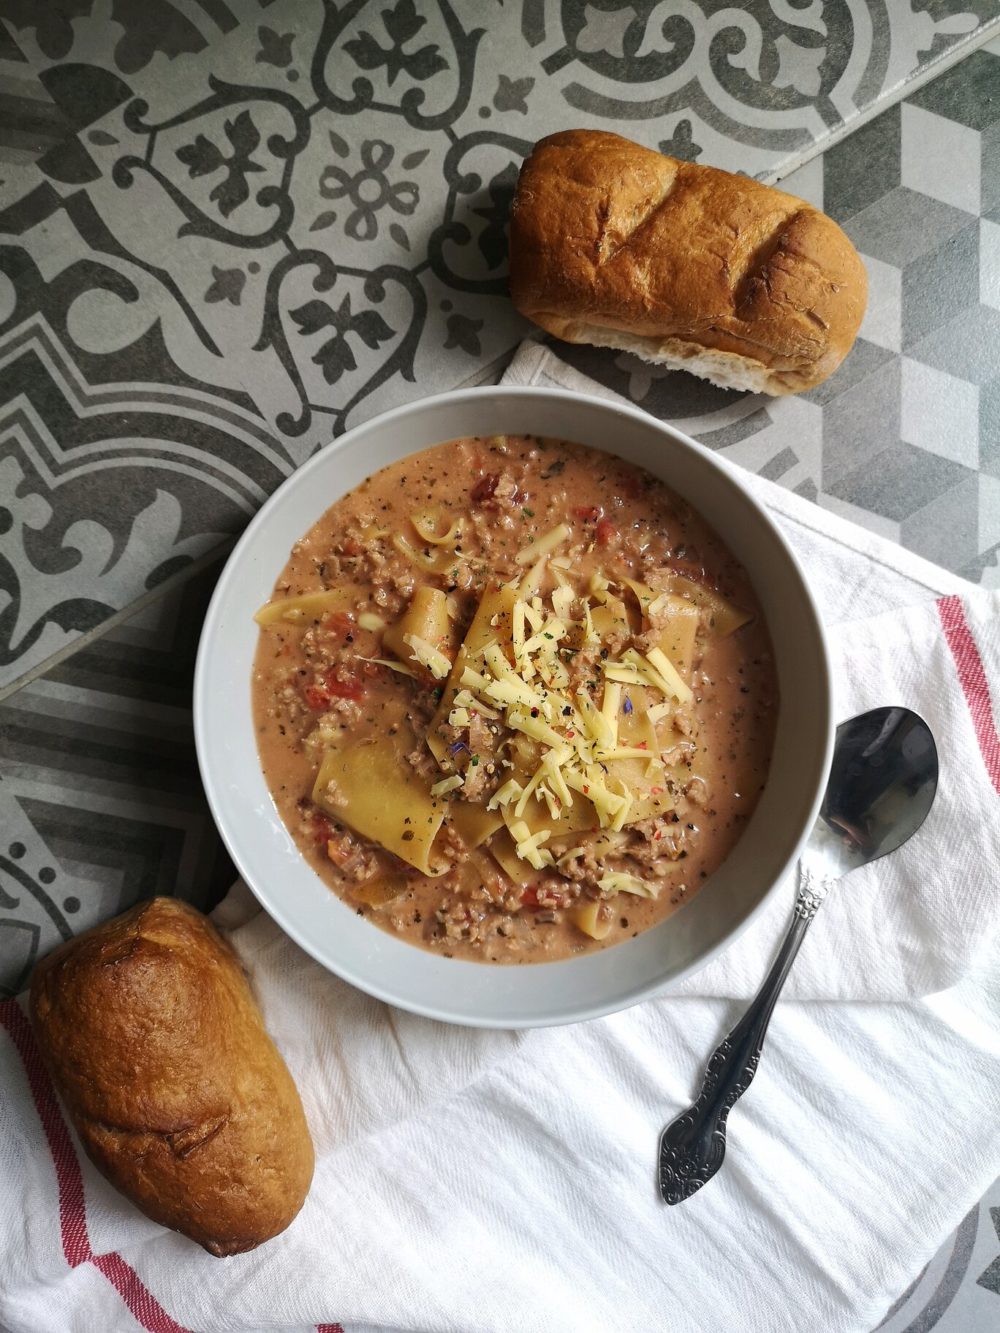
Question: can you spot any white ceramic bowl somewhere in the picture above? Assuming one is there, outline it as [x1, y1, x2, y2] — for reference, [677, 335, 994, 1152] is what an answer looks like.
[195, 387, 832, 1028]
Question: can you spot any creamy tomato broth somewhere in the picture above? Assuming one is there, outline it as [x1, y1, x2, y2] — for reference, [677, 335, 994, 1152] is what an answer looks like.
[252, 435, 777, 963]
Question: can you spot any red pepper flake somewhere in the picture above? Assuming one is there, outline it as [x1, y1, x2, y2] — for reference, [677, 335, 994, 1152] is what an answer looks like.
[595, 517, 616, 546]
[566, 730, 575, 739]
[636, 741, 648, 750]
[582, 784, 590, 794]
[572, 505, 602, 522]
[650, 785, 664, 795]
[654, 831, 662, 841]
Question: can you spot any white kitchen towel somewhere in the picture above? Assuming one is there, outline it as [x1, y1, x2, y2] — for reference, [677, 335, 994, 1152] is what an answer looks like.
[1, 343, 998, 1333]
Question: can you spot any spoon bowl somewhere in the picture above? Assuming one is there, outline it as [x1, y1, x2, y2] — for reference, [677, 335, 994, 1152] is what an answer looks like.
[808, 706, 939, 879]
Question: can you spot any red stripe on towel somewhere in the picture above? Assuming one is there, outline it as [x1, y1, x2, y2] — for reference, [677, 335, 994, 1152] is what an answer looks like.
[938, 595, 1000, 793]
[0, 998, 91, 1268]
[1, 999, 192, 1333]
[316, 1325, 346, 1332]
[92, 1253, 190, 1333]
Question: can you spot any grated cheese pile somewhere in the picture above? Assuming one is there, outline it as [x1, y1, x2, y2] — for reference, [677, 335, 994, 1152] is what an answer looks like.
[452, 527, 691, 869]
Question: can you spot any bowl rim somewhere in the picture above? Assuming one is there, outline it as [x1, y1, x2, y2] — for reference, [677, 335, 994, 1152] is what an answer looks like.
[194, 384, 833, 1026]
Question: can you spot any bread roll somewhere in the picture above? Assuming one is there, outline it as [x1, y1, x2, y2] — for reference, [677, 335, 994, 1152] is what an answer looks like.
[509, 129, 867, 395]
[29, 898, 314, 1256]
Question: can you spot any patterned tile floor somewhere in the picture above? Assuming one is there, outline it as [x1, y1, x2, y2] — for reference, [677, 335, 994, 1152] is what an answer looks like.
[2, 0, 1000, 689]
[1, 6, 1000, 1331]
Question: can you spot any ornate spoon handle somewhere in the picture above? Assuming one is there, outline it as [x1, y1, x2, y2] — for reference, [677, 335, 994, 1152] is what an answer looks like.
[657, 869, 830, 1204]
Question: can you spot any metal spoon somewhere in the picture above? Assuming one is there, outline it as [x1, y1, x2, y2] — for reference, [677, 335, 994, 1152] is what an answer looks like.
[657, 706, 939, 1205]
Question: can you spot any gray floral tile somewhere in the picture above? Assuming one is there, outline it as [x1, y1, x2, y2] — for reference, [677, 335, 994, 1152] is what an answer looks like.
[0, 164, 292, 690]
[0, 555, 234, 997]
[877, 1183, 1000, 1332]
[2, 0, 999, 688]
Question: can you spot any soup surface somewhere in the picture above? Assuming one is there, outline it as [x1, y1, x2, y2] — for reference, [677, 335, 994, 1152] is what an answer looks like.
[252, 435, 777, 963]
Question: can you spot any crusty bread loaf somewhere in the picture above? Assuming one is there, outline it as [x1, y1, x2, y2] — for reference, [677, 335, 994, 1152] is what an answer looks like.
[29, 898, 314, 1257]
[509, 129, 867, 395]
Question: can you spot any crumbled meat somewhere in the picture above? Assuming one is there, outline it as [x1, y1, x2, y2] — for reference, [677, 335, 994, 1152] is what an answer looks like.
[406, 746, 440, 781]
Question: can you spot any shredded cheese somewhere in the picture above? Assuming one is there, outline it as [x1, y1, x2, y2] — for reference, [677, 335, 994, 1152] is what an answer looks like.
[404, 632, 452, 680]
[487, 778, 524, 810]
[430, 774, 464, 796]
[366, 657, 419, 679]
[514, 523, 571, 566]
[645, 646, 694, 704]
[598, 872, 660, 898]
[426, 556, 699, 864]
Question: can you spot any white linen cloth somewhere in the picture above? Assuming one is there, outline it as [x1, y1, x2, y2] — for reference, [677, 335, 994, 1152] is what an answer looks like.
[1, 343, 999, 1333]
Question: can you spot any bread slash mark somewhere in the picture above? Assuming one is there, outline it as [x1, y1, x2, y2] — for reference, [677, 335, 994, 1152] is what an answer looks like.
[731, 208, 804, 315]
[597, 170, 680, 267]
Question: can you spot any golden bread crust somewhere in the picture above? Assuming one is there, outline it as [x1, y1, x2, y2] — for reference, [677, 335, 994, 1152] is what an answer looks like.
[29, 897, 314, 1257]
[509, 129, 867, 394]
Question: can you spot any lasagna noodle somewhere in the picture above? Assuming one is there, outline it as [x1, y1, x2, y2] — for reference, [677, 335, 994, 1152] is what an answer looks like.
[254, 586, 361, 626]
[312, 743, 449, 876]
[383, 586, 452, 665]
[427, 582, 518, 765]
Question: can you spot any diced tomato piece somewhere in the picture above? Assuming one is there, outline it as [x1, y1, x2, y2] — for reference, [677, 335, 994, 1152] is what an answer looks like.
[323, 670, 364, 701]
[573, 505, 602, 522]
[311, 814, 334, 847]
[520, 887, 539, 909]
[326, 833, 354, 866]
[324, 610, 354, 636]
[340, 537, 362, 557]
[470, 473, 499, 503]
[595, 517, 616, 546]
[303, 684, 330, 710]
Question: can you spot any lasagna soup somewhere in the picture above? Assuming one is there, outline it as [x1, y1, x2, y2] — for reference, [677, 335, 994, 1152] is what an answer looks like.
[252, 435, 777, 962]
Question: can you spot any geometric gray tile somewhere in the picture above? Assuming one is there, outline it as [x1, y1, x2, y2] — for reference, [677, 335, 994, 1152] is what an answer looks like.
[824, 441, 976, 523]
[902, 220, 980, 349]
[981, 379, 1000, 476]
[821, 356, 902, 489]
[901, 103, 982, 214]
[858, 255, 902, 352]
[909, 305, 1000, 385]
[0, 556, 234, 995]
[984, 120, 1000, 216]
[802, 337, 896, 407]
[907, 48, 1000, 132]
[900, 472, 982, 568]
[823, 103, 901, 226]
[901, 358, 980, 469]
[845, 186, 976, 268]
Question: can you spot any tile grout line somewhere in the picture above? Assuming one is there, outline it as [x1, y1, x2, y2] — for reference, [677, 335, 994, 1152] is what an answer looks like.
[762, 19, 1000, 185]
[0, 539, 235, 705]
